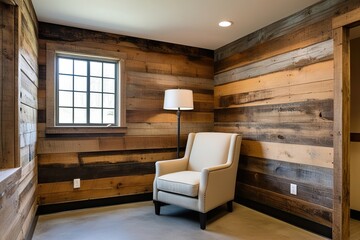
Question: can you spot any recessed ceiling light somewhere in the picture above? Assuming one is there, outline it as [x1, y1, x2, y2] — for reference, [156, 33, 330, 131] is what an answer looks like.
[219, 21, 233, 27]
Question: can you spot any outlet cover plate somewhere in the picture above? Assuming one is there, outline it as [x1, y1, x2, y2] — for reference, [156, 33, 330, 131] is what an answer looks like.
[290, 183, 297, 195]
[74, 178, 80, 189]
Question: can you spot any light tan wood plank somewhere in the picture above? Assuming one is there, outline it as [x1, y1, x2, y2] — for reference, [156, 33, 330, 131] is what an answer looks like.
[241, 140, 333, 169]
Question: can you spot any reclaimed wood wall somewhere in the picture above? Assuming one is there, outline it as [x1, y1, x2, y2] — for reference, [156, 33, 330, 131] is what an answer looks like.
[0, 0, 38, 239]
[214, 0, 360, 228]
[37, 23, 214, 205]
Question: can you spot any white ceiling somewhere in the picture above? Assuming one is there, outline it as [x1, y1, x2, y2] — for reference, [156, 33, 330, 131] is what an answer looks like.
[32, 0, 321, 50]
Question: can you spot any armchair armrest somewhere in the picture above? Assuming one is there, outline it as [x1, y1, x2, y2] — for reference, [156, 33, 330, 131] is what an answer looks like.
[155, 157, 188, 177]
[199, 162, 237, 212]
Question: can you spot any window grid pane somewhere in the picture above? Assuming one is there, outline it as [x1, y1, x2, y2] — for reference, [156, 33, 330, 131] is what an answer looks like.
[56, 56, 117, 126]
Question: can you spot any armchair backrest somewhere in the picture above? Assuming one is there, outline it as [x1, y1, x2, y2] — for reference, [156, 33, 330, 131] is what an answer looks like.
[187, 132, 239, 171]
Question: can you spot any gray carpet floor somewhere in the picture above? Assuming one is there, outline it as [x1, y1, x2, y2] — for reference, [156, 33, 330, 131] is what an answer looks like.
[33, 201, 328, 240]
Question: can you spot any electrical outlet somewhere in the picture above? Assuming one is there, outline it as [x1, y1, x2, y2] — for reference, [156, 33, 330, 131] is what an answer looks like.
[290, 183, 297, 195]
[73, 178, 80, 189]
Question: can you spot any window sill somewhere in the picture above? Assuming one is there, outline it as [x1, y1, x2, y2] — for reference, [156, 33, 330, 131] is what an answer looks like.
[45, 126, 127, 135]
[0, 168, 21, 197]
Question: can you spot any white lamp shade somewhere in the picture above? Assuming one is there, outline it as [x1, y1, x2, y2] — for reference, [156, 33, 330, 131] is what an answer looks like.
[163, 89, 194, 110]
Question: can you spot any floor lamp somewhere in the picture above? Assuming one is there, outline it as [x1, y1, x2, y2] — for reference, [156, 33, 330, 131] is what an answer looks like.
[163, 89, 194, 158]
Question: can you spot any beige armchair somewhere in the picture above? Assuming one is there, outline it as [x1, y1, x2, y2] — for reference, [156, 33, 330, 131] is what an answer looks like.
[153, 132, 242, 229]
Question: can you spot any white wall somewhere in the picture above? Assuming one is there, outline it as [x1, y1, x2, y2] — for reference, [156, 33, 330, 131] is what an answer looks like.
[350, 37, 360, 211]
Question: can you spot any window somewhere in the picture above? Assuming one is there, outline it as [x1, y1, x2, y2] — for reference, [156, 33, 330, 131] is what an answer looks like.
[56, 55, 118, 126]
[46, 43, 127, 134]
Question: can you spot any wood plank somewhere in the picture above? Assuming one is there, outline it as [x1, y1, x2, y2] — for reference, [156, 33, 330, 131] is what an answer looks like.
[238, 155, 333, 188]
[238, 169, 333, 208]
[236, 183, 333, 227]
[127, 97, 213, 112]
[333, 7, 360, 29]
[214, 99, 333, 123]
[38, 153, 79, 165]
[241, 140, 333, 169]
[1, 3, 17, 168]
[215, 18, 333, 74]
[38, 149, 177, 166]
[20, 70, 37, 108]
[19, 103, 37, 151]
[216, 79, 333, 109]
[126, 59, 172, 74]
[39, 184, 152, 205]
[214, 121, 333, 147]
[78, 149, 177, 165]
[126, 122, 213, 136]
[39, 22, 213, 59]
[215, 0, 346, 61]
[38, 174, 154, 195]
[127, 110, 213, 123]
[214, 40, 333, 86]
[38, 161, 155, 183]
[332, 26, 351, 240]
[127, 71, 213, 92]
[214, 60, 334, 99]
[20, 53, 38, 87]
[37, 135, 187, 154]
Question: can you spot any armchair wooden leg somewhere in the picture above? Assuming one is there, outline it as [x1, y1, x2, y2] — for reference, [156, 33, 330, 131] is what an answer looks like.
[154, 201, 161, 215]
[199, 212, 207, 230]
[227, 200, 233, 212]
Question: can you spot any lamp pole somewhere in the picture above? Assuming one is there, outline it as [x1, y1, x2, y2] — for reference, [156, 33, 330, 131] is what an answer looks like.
[177, 108, 181, 158]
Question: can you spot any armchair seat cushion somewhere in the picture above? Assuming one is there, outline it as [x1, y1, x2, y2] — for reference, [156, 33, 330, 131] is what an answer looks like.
[157, 171, 200, 197]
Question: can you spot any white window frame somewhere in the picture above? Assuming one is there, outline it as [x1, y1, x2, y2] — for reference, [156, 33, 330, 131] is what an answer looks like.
[46, 43, 127, 134]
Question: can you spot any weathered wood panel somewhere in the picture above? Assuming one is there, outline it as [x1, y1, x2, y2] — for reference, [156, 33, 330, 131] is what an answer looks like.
[238, 169, 333, 208]
[215, 19, 333, 74]
[236, 183, 333, 227]
[1, 3, 17, 168]
[332, 13, 352, 239]
[239, 155, 333, 188]
[215, 0, 354, 61]
[0, 0, 38, 239]
[38, 162, 154, 183]
[241, 140, 333, 169]
[37, 135, 187, 154]
[215, 99, 333, 123]
[0, 159, 38, 240]
[213, 0, 360, 231]
[214, 122, 333, 147]
[215, 40, 333, 86]
[38, 174, 154, 204]
[215, 60, 334, 98]
[37, 22, 213, 204]
[238, 156, 333, 209]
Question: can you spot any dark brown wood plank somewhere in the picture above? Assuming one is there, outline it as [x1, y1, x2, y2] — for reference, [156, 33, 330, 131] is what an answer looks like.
[38, 162, 155, 183]
[237, 169, 333, 208]
[238, 155, 333, 189]
[236, 183, 333, 227]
